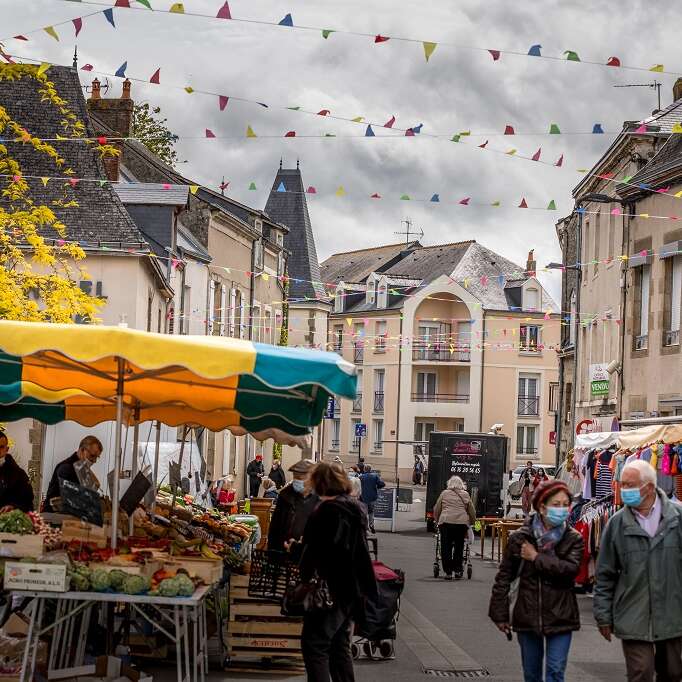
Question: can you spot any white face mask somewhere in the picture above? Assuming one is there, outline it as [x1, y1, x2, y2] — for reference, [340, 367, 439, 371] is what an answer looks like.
[292, 479, 305, 493]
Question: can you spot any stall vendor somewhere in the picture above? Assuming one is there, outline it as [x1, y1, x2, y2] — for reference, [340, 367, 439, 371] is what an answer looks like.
[43, 435, 103, 512]
[0, 432, 34, 512]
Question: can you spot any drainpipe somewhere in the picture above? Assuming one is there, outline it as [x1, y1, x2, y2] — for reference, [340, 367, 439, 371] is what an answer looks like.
[478, 312, 486, 432]
[555, 353, 564, 469]
[395, 312, 404, 486]
[243, 237, 257, 496]
[571, 209, 584, 447]
[617, 202, 632, 421]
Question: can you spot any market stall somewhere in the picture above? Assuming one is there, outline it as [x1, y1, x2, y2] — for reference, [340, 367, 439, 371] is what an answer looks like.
[0, 320, 357, 680]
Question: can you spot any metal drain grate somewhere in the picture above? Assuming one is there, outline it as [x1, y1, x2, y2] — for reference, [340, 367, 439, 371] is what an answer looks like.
[424, 669, 490, 678]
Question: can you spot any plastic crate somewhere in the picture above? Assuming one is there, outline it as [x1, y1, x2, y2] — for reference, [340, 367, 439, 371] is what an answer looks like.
[247, 550, 300, 601]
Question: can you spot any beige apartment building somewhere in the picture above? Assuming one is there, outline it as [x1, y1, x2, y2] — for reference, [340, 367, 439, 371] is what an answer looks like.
[320, 241, 560, 481]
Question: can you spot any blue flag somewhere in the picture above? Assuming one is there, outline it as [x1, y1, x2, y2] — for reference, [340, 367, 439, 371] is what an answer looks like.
[115, 61, 127, 77]
[528, 44, 542, 56]
[277, 181, 286, 192]
[103, 8, 116, 27]
[365, 125, 375, 137]
[430, 194, 440, 202]
[592, 123, 604, 134]
[279, 13, 293, 26]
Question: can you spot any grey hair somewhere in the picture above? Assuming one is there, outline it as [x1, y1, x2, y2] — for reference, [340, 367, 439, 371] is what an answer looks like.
[622, 459, 657, 486]
[447, 475, 465, 491]
[350, 476, 362, 498]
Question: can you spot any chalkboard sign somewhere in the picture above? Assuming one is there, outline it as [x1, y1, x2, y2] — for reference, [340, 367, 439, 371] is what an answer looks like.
[397, 488, 413, 505]
[373, 487, 394, 520]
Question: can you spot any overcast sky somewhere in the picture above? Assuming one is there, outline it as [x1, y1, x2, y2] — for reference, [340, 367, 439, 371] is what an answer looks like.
[3, 0, 681, 302]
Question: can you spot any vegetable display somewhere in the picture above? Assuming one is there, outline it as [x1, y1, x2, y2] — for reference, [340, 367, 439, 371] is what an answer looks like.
[0, 510, 33, 535]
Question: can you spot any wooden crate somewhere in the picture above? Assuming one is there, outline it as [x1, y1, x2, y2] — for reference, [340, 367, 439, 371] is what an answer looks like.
[226, 573, 304, 674]
[0, 533, 43, 558]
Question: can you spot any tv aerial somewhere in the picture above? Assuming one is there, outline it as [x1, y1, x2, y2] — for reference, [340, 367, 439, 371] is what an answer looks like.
[394, 217, 424, 246]
[613, 80, 662, 112]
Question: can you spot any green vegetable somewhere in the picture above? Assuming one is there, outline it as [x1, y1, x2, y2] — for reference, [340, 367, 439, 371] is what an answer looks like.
[122, 574, 150, 595]
[158, 577, 180, 597]
[109, 569, 128, 591]
[174, 573, 194, 597]
[69, 572, 90, 591]
[91, 569, 111, 592]
[0, 510, 33, 535]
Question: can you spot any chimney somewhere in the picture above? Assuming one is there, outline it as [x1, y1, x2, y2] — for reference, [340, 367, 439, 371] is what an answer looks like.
[674, 78, 682, 103]
[87, 79, 134, 181]
[526, 249, 537, 277]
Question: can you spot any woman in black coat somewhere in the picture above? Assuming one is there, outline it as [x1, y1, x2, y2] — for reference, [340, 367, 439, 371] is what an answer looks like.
[489, 480, 584, 682]
[299, 462, 377, 682]
[269, 460, 287, 490]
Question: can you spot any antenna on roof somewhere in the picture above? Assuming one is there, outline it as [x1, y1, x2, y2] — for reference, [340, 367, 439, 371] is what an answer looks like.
[72, 46, 78, 69]
[296, 158, 300, 170]
[394, 217, 424, 247]
[279, 157, 283, 170]
[220, 176, 226, 196]
[614, 80, 662, 112]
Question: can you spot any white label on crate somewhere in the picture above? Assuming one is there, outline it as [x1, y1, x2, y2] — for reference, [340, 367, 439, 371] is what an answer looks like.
[5, 562, 68, 592]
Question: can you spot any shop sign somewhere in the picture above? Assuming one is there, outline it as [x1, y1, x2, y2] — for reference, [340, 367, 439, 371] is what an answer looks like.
[589, 363, 610, 396]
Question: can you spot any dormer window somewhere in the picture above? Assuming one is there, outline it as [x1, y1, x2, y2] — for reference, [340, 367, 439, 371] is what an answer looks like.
[254, 219, 263, 234]
[334, 285, 345, 313]
[377, 281, 388, 308]
[276, 232, 284, 247]
[523, 285, 540, 312]
[367, 279, 376, 305]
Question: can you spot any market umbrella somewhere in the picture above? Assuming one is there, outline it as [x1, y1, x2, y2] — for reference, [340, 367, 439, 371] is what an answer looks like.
[0, 321, 357, 545]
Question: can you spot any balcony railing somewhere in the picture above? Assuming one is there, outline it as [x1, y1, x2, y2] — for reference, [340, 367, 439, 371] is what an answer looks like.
[516, 447, 538, 455]
[352, 394, 363, 413]
[517, 395, 540, 416]
[412, 345, 471, 362]
[374, 336, 387, 353]
[411, 393, 470, 403]
[352, 438, 361, 450]
[353, 344, 364, 364]
[373, 392, 385, 412]
[635, 334, 648, 351]
[330, 439, 340, 450]
[664, 330, 680, 347]
[333, 401, 341, 416]
[373, 442, 383, 452]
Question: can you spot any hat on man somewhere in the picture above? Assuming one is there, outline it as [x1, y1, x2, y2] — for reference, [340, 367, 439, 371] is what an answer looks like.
[288, 458, 314, 474]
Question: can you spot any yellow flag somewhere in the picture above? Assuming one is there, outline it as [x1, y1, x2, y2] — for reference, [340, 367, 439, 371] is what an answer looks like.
[351, 116, 364, 122]
[262, 273, 270, 282]
[672, 123, 682, 134]
[169, 2, 185, 12]
[41, 177, 49, 187]
[335, 186, 346, 197]
[346, 318, 352, 327]
[37, 62, 51, 77]
[506, 148, 517, 155]
[43, 26, 59, 41]
[640, 213, 650, 218]
[650, 64, 664, 72]
[423, 41, 437, 62]
[246, 125, 257, 138]
[189, 185, 199, 194]
[185, 86, 194, 94]
[674, 191, 682, 198]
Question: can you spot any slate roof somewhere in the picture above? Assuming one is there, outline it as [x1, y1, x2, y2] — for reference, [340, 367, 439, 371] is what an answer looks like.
[264, 166, 325, 300]
[2, 66, 146, 247]
[321, 241, 421, 284]
[382, 241, 473, 283]
[177, 223, 211, 263]
[113, 184, 189, 206]
[618, 133, 682, 198]
[638, 97, 682, 134]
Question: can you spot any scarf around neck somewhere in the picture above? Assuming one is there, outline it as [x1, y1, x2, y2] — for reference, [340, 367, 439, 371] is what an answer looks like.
[531, 513, 566, 553]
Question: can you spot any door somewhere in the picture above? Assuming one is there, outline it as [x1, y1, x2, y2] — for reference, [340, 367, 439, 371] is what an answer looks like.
[417, 372, 437, 400]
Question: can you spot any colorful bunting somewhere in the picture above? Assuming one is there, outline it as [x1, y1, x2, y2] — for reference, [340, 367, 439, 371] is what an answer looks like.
[246, 125, 257, 138]
[284, 131, 296, 137]
[149, 68, 160, 84]
[136, 0, 152, 7]
[423, 42, 437, 62]
[216, 2, 231, 19]
[317, 109, 330, 116]
[103, 8, 116, 27]
[532, 148, 541, 161]
[322, 29, 334, 39]
[549, 123, 561, 134]
[504, 125, 515, 135]
[459, 197, 470, 205]
[375, 35, 390, 43]
[185, 86, 194, 94]
[506, 149, 517, 155]
[277, 181, 286, 192]
[547, 200, 557, 210]
[607, 56, 621, 67]
[169, 3, 184, 13]
[336, 186, 346, 197]
[488, 50, 501, 61]
[371, 193, 381, 199]
[400, 194, 410, 200]
[650, 64, 664, 72]
[384, 116, 395, 128]
[451, 135, 461, 142]
[564, 50, 580, 61]
[114, 61, 127, 77]
[248, 182, 256, 190]
[43, 26, 59, 41]
[479, 140, 489, 148]
[37, 63, 51, 77]
[672, 123, 682, 134]
[430, 194, 440, 202]
[555, 154, 564, 167]
[279, 14, 293, 26]
[405, 128, 415, 137]
[69, 178, 79, 188]
[219, 95, 229, 111]
[610, 207, 622, 215]
[519, 198, 528, 208]
[205, 129, 216, 138]
[72, 18, 83, 37]
[13, 35, 28, 41]
[189, 185, 199, 194]
[593, 124, 604, 134]
[412, 124, 423, 134]
[365, 125, 375, 137]
[81, 64, 94, 71]
[528, 44, 542, 56]
[351, 117, 364, 123]
[307, 186, 317, 194]
[634, 124, 648, 134]
[115, 0, 131, 7]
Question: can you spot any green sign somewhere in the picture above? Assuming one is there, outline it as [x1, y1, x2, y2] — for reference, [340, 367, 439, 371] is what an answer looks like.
[591, 380, 609, 396]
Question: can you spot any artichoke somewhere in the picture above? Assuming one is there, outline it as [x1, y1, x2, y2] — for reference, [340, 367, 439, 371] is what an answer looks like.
[122, 574, 151, 595]
[109, 569, 128, 591]
[90, 569, 111, 592]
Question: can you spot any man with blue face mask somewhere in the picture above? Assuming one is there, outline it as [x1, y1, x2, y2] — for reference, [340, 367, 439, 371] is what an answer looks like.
[267, 458, 318, 555]
[594, 459, 682, 682]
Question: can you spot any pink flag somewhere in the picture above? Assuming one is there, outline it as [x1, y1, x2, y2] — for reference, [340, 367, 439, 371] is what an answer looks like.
[488, 49, 501, 61]
[317, 109, 330, 116]
[115, 0, 131, 6]
[519, 198, 528, 208]
[307, 186, 317, 194]
[504, 125, 515, 135]
[149, 68, 160, 84]
[479, 140, 488, 148]
[531, 147, 541, 161]
[206, 129, 216, 138]
[635, 124, 648, 133]
[384, 115, 395, 128]
[73, 18, 83, 36]
[459, 197, 470, 205]
[611, 207, 622, 215]
[405, 128, 415, 136]
[374, 35, 390, 43]
[219, 95, 229, 111]
[81, 64, 94, 71]
[13, 35, 28, 40]
[216, 1, 231, 19]
[607, 56, 621, 67]
[555, 154, 564, 167]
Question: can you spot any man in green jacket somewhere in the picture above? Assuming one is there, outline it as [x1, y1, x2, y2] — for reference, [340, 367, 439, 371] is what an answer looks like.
[594, 459, 682, 681]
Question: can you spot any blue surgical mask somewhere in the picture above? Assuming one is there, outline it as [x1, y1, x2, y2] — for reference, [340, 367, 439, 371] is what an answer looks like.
[621, 487, 643, 507]
[292, 479, 305, 493]
[545, 507, 569, 527]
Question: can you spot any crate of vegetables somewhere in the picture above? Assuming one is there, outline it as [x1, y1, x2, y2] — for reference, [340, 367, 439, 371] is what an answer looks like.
[0, 510, 44, 558]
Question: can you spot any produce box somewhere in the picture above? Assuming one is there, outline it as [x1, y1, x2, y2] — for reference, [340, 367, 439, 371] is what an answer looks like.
[164, 556, 222, 584]
[4, 561, 68, 592]
[0, 533, 43, 559]
[89, 559, 162, 578]
[62, 519, 109, 547]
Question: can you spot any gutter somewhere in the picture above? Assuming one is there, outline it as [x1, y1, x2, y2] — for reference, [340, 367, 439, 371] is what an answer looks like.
[395, 311, 404, 485]
[617, 201, 632, 420]
[478, 312, 486, 431]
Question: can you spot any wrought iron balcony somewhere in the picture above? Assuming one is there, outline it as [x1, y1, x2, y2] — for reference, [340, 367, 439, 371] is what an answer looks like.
[518, 395, 540, 416]
[330, 439, 340, 450]
[411, 393, 470, 403]
[353, 344, 364, 363]
[373, 442, 383, 452]
[373, 392, 385, 412]
[664, 330, 680, 347]
[352, 394, 363, 413]
[516, 447, 538, 455]
[412, 345, 471, 362]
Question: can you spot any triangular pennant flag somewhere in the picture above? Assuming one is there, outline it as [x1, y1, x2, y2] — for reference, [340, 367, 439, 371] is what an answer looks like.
[81, 64, 94, 71]
[423, 41, 437, 62]
[336, 186, 346, 197]
[248, 182, 256, 190]
[205, 129, 216, 138]
[218, 95, 229, 111]
[400, 194, 410, 200]
[72, 18, 83, 36]
[488, 49, 501, 61]
[136, 0, 152, 7]
[528, 44, 541, 56]
[405, 128, 415, 136]
[610, 207, 622, 215]
[149, 68, 160, 84]
[547, 200, 556, 210]
[246, 125, 257, 137]
[532, 148, 541, 161]
[322, 29, 334, 39]
[519, 198, 528, 208]
[564, 50, 580, 61]
[451, 134, 461, 142]
[13, 35, 28, 40]
[375, 35, 390, 43]
[169, 2, 184, 12]
[506, 148, 517, 155]
[430, 194, 440, 202]
[185, 86, 194, 94]
[115, 0, 131, 6]
[460, 130, 471, 136]
[555, 154, 564, 167]
[189, 185, 199, 194]
[634, 124, 648, 133]
[592, 123, 604, 134]
[459, 197, 470, 205]
[325, 133, 336, 137]
[98, 180, 107, 187]
[650, 64, 664, 72]
[69, 178, 79, 188]
[365, 125, 375, 137]
[317, 109, 330, 116]
[287, 106, 300, 111]
[37, 63, 51, 77]
[307, 186, 317, 194]
[216, 2, 231, 19]
[284, 131, 296, 137]
[672, 123, 682, 134]
[43, 26, 59, 41]
[277, 181, 286, 192]
[279, 13, 293, 26]
[41, 177, 49, 187]
[504, 125, 515, 135]
[479, 140, 489, 148]
[607, 56, 621, 67]
[103, 8, 116, 27]
[114, 61, 127, 77]
[384, 115, 395, 128]
[549, 123, 561, 134]
[371, 193, 381, 199]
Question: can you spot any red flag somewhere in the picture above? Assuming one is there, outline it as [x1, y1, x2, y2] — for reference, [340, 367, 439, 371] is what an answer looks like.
[73, 18, 83, 36]
[598, 172, 615, 179]
[606, 56, 621, 67]
[555, 154, 564, 167]
[219, 95, 229, 111]
[519, 198, 528, 208]
[374, 35, 390, 43]
[459, 197, 470, 205]
[479, 140, 488, 148]
[504, 125, 515, 135]
[307, 186, 317, 194]
[115, 0, 131, 6]
[488, 49, 501, 61]
[97, 136, 107, 145]
[371, 193, 381, 198]
[285, 131, 296, 137]
[531, 147, 541, 161]
[206, 129, 216, 138]
[216, 2, 231, 19]
[317, 109, 330, 116]
[219, 181, 229, 191]
[69, 178, 79, 187]
[405, 128, 415, 136]
[384, 115, 395, 128]
[149, 68, 160, 84]
[13, 35, 28, 40]
[81, 64, 94, 71]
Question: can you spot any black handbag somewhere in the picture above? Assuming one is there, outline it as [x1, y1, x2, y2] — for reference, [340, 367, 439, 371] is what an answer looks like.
[281, 572, 334, 616]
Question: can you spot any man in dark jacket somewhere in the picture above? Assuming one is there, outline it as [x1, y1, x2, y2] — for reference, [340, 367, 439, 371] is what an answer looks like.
[0, 433, 34, 512]
[268, 460, 286, 490]
[44, 435, 102, 512]
[360, 465, 385, 533]
[268, 458, 317, 553]
[246, 454, 264, 498]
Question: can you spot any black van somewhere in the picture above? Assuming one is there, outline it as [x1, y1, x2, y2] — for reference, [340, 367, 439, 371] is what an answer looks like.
[425, 431, 509, 531]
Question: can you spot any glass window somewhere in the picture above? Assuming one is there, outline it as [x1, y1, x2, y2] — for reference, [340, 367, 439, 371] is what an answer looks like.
[516, 424, 538, 456]
[520, 324, 541, 352]
[373, 419, 384, 452]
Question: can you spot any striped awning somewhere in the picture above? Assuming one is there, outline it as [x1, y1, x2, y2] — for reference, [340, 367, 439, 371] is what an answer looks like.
[0, 321, 356, 444]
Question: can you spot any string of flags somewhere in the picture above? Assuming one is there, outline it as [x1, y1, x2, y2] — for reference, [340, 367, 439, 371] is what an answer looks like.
[18, 0, 682, 76]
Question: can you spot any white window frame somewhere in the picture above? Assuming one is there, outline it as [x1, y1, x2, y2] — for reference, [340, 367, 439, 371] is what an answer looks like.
[375, 320, 387, 352]
[208, 280, 216, 335]
[377, 280, 388, 308]
[569, 289, 577, 346]
[229, 288, 237, 337]
[254, 239, 264, 270]
[640, 264, 650, 337]
[373, 419, 384, 452]
[366, 278, 376, 305]
[520, 324, 542, 353]
[671, 256, 682, 335]
[330, 419, 341, 451]
[219, 284, 227, 336]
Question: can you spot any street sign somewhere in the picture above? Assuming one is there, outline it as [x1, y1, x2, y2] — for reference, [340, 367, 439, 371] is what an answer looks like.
[325, 396, 335, 419]
[354, 423, 367, 438]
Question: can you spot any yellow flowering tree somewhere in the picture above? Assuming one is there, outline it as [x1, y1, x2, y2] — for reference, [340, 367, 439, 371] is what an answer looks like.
[0, 64, 111, 322]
